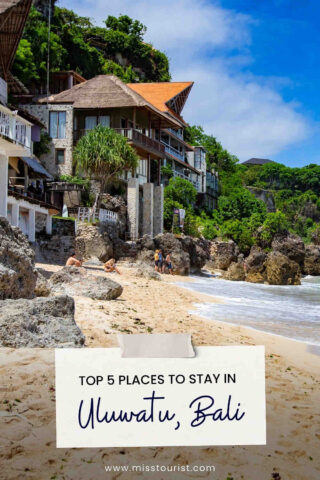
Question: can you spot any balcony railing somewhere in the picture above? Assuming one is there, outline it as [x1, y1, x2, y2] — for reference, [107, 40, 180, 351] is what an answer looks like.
[0, 106, 31, 152]
[7, 185, 55, 209]
[162, 142, 184, 162]
[173, 170, 200, 191]
[206, 173, 219, 193]
[73, 128, 165, 156]
[167, 128, 184, 140]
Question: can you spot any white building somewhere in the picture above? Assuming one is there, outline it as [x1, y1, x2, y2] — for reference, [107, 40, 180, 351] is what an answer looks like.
[0, 82, 55, 241]
[0, 0, 56, 242]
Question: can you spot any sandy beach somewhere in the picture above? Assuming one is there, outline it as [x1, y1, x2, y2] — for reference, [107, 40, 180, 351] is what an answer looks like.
[0, 262, 319, 480]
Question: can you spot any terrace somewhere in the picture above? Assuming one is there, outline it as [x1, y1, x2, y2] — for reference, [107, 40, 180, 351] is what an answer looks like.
[73, 127, 165, 159]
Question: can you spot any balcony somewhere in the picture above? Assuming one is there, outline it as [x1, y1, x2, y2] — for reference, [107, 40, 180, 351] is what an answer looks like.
[206, 173, 219, 195]
[162, 142, 184, 162]
[167, 128, 184, 140]
[73, 128, 165, 158]
[7, 185, 57, 210]
[173, 170, 200, 191]
[0, 105, 32, 154]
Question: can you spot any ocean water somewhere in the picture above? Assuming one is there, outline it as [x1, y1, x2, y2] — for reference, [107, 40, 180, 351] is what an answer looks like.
[178, 275, 320, 346]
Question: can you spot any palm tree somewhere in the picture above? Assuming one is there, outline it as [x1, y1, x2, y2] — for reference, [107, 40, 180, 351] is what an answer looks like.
[73, 125, 139, 206]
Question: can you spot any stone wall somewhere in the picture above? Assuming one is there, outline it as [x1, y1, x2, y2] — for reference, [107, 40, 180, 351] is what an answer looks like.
[20, 103, 74, 178]
[35, 218, 76, 264]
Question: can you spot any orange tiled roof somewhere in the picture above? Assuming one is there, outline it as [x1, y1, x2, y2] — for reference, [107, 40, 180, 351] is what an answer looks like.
[128, 82, 193, 120]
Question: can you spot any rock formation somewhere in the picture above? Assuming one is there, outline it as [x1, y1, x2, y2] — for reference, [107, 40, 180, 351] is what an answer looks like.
[224, 261, 246, 281]
[271, 233, 305, 267]
[50, 266, 123, 300]
[245, 246, 268, 283]
[303, 244, 320, 275]
[0, 295, 84, 348]
[75, 223, 113, 263]
[265, 252, 301, 285]
[208, 240, 239, 271]
[0, 216, 37, 299]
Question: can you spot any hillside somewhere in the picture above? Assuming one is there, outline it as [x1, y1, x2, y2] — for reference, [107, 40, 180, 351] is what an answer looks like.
[12, 5, 170, 90]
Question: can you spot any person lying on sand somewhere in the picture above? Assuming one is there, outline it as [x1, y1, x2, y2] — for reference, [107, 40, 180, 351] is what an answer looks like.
[104, 258, 121, 274]
[66, 253, 82, 267]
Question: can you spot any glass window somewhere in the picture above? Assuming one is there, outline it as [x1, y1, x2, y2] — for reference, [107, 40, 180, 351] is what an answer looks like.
[85, 116, 97, 130]
[55, 149, 65, 165]
[49, 111, 66, 139]
[99, 115, 110, 127]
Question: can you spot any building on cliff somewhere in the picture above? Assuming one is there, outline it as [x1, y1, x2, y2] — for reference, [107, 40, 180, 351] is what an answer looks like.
[129, 82, 219, 210]
[0, 0, 57, 242]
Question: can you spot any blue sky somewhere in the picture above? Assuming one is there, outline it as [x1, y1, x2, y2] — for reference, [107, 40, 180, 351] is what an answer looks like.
[65, 0, 320, 167]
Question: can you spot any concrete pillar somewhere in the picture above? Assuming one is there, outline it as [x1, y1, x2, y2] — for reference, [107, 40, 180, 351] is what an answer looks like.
[142, 183, 154, 237]
[46, 214, 52, 235]
[0, 154, 8, 217]
[28, 208, 36, 242]
[127, 178, 139, 240]
[11, 203, 19, 226]
[153, 184, 164, 236]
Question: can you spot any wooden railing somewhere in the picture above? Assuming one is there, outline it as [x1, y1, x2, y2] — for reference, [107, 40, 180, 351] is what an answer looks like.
[73, 128, 165, 156]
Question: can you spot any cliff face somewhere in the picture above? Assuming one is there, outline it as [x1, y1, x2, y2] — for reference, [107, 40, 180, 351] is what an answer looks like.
[246, 186, 276, 213]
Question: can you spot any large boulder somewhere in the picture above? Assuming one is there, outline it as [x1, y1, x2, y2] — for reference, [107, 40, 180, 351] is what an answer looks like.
[0, 216, 37, 299]
[50, 266, 123, 300]
[135, 263, 162, 281]
[179, 236, 211, 272]
[265, 252, 301, 285]
[75, 223, 113, 263]
[271, 233, 305, 267]
[303, 244, 320, 275]
[0, 295, 85, 348]
[137, 233, 190, 275]
[224, 261, 246, 281]
[208, 240, 239, 270]
[154, 233, 190, 275]
[245, 246, 267, 283]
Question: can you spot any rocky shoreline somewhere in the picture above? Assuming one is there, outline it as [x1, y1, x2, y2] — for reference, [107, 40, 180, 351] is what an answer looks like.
[1, 213, 320, 347]
[207, 233, 320, 285]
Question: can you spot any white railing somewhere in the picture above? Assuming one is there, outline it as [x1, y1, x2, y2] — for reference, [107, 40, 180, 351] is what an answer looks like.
[0, 105, 32, 152]
[77, 207, 118, 224]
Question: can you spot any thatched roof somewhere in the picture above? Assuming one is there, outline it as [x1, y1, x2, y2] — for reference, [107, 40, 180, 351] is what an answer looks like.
[39, 75, 182, 128]
[0, 0, 32, 78]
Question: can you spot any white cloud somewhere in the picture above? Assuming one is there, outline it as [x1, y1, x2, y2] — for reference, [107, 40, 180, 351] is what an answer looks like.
[67, 0, 312, 160]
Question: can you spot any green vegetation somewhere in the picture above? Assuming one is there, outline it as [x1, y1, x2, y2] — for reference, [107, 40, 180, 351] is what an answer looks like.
[13, 6, 170, 89]
[73, 125, 139, 201]
[165, 124, 320, 251]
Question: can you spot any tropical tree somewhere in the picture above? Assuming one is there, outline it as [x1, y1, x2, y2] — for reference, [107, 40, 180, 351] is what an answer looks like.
[73, 125, 139, 203]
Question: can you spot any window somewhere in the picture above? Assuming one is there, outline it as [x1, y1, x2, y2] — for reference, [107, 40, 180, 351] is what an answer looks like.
[85, 115, 110, 130]
[137, 159, 147, 177]
[55, 149, 65, 165]
[49, 111, 66, 138]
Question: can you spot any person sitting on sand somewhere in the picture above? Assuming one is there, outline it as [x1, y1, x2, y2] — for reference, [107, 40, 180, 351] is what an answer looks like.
[66, 253, 82, 267]
[104, 258, 121, 274]
[154, 249, 159, 272]
[165, 252, 173, 275]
